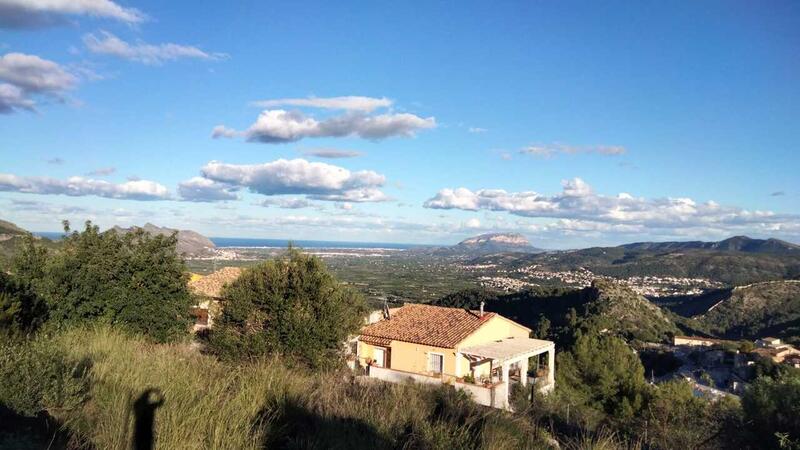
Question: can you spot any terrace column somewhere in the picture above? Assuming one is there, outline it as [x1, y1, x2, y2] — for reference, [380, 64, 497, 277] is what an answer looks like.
[520, 356, 529, 386]
[501, 362, 510, 409]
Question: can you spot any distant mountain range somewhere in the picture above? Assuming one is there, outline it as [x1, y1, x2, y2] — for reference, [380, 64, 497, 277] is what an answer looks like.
[621, 236, 800, 255]
[111, 223, 216, 257]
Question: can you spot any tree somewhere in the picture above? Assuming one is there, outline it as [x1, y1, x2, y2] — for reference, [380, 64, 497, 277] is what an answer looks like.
[14, 221, 192, 342]
[0, 272, 47, 335]
[534, 314, 551, 339]
[742, 371, 800, 449]
[432, 288, 498, 310]
[209, 248, 368, 368]
[643, 380, 742, 449]
[556, 333, 648, 424]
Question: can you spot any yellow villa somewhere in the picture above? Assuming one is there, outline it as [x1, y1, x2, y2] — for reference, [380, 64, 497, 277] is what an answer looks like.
[357, 303, 555, 410]
[187, 266, 243, 331]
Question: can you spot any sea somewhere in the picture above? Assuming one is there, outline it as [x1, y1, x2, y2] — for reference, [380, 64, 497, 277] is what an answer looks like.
[210, 237, 425, 250]
[33, 232, 426, 250]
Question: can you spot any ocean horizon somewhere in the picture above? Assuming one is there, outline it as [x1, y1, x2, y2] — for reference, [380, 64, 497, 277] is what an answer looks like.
[32, 232, 430, 250]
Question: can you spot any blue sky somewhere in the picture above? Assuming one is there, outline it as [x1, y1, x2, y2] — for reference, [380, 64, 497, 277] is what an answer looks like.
[1, 0, 798, 247]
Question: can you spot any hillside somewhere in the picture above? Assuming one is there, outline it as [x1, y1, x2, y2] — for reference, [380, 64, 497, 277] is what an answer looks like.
[111, 223, 215, 257]
[434, 279, 680, 344]
[622, 236, 800, 255]
[476, 239, 800, 286]
[692, 280, 800, 341]
[0, 219, 57, 270]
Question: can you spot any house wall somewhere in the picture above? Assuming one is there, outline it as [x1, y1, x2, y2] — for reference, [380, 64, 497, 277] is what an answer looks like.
[456, 315, 531, 377]
[358, 314, 531, 382]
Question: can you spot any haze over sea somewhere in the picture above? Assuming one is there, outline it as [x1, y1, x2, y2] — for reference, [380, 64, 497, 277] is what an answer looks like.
[34, 232, 423, 250]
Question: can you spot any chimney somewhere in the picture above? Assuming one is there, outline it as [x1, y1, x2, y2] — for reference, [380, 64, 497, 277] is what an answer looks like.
[480, 301, 485, 317]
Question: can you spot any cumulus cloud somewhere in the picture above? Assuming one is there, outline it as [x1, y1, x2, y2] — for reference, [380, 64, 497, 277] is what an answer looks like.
[177, 176, 238, 202]
[424, 177, 800, 234]
[196, 158, 388, 203]
[252, 96, 392, 112]
[301, 148, 363, 159]
[211, 125, 238, 139]
[520, 143, 626, 158]
[0, 83, 33, 112]
[238, 109, 435, 143]
[0, 173, 169, 200]
[0, 0, 145, 28]
[83, 31, 226, 65]
[0, 52, 76, 113]
[86, 167, 116, 176]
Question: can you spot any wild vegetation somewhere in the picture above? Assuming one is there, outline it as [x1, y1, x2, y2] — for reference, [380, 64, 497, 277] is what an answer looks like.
[2, 219, 800, 449]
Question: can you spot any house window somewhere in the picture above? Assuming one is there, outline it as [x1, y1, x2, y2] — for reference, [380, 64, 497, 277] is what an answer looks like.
[373, 347, 385, 367]
[428, 353, 444, 374]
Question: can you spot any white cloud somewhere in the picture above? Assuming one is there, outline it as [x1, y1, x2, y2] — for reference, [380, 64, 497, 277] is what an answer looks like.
[468, 127, 487, 133]
[177, 176, 238, 202]
[211, 125, 238, 139]
[424, 177, 800, 234]
[520, 143, 626, 158]
[197, 158, 388, 202]
[83, 31, 226, 65]
[0, 173, 169, 200]
[301, 148, 363, 159]
[0, 83, 33, 113]
[0, 52, 77, 113]
[261, 197, 314, 209]
[238, 109, 435, 143]
[252, 96, 392, 112]
[0, 0, 145, 28]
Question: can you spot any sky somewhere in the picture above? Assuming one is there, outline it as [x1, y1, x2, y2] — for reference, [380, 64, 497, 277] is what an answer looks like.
[1, 0, 799, 248]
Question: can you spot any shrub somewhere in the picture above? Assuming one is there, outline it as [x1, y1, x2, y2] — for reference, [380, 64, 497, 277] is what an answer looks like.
[742, 371, 800, 449]
[0, 272, 47, 335]
[14, 221, 193, 342]
[209, 248, 369, 368]
[0, 336, 91, 417]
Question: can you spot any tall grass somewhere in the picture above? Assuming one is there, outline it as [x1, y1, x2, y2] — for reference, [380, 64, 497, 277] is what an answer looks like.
[25, 326, 553, 449]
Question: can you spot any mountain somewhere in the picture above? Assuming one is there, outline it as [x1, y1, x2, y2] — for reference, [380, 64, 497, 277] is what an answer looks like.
[456, 233, 540, 252]
[472, 236, 800, 286]
[684, 280, 800, 342]
[621, 236, 800, 255]
[434, 279, 679, 344]
[415, 232, 543, 257]
[0, 219, 58, 270]
[0, 219, 27, 237]
[111, 223, 215, 257]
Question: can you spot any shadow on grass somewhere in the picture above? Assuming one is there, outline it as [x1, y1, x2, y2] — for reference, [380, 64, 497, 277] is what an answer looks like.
[0, 405, 83, 450]
[132, 388, 165, 450]
[255, 398, 394, 450]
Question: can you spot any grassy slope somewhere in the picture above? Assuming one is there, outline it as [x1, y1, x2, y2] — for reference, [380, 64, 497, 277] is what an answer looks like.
[44, 327, 546, 450]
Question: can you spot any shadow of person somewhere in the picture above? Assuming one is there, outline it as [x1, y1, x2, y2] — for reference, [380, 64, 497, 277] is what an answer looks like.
[132, 388, 165, 450]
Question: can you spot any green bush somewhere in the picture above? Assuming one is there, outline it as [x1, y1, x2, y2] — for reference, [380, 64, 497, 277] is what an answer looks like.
[14, 221, 193, 342]
[209, 248, 368, 369]
[0, 336, 91, 417]
[0, 272, 47, 335]
[742, 371, 800, 449]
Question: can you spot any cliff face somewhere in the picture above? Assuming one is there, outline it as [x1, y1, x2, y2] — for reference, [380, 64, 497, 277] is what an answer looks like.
[454, 233, 541, 254]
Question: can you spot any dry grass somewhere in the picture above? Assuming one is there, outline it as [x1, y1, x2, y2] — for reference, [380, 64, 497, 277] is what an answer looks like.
[45, 326, 552, 450]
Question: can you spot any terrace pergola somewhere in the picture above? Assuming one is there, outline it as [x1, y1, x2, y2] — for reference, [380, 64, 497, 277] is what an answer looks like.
[459, 337, 555, 401]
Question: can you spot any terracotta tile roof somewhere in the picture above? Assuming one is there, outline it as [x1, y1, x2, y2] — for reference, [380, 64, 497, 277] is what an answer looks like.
[189, 267, 243, 298]
[359, 303, 496, 348]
